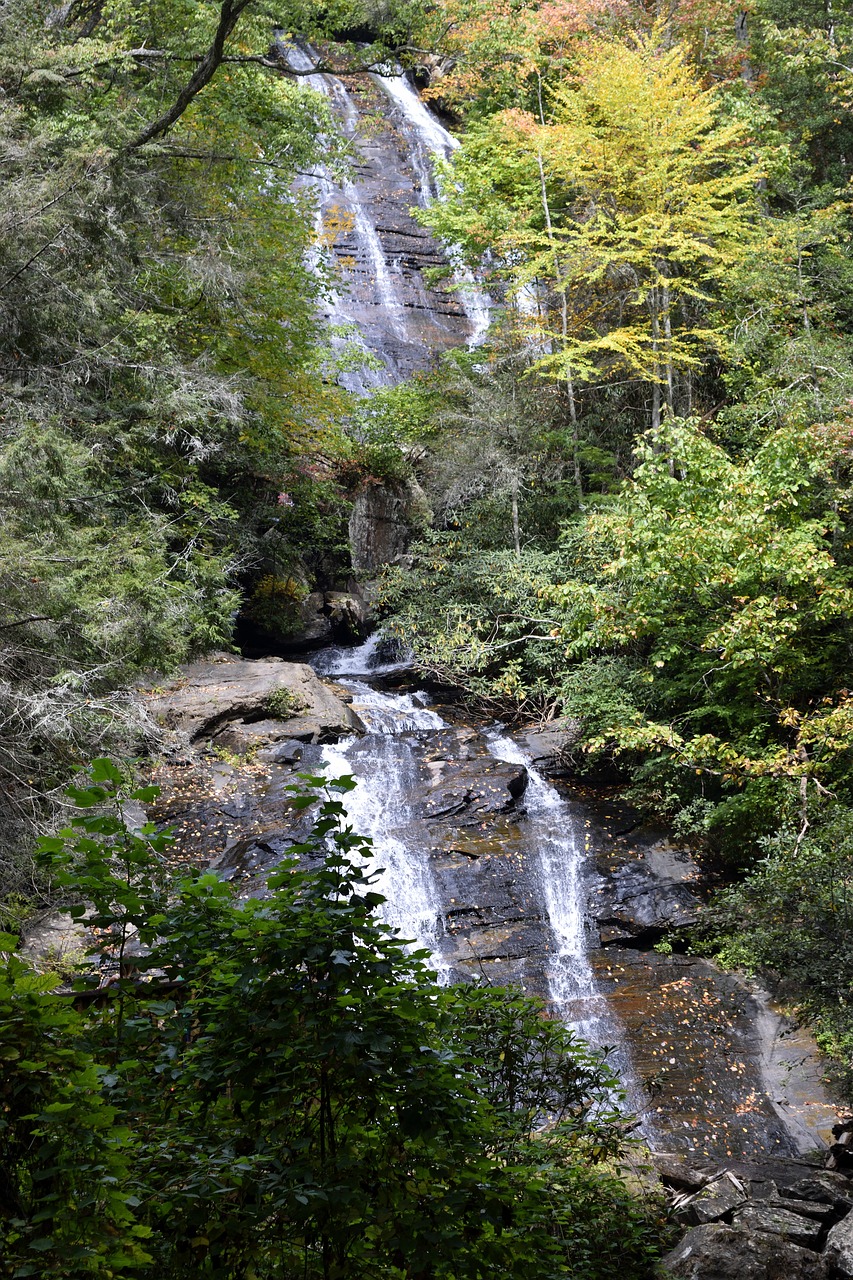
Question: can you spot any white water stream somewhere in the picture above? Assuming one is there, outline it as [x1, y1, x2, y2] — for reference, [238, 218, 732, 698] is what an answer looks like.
[282, 40, 491, 382]
[485, 732, 643, 1115]
[372, 69, 492, 344]
[284, 42, 408, 391]
[315, 642, 448, 960]
[311, 638, 642, 1115]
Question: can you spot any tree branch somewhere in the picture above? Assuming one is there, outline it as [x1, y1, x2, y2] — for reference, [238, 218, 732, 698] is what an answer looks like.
[60, 46, 400, 81]
[0, 617, 54, 630]
[126, 0, 254, 151]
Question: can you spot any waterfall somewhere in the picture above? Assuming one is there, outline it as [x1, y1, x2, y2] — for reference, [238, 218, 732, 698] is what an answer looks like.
[318, 659, 447, 961]
[373, 69, 492, 345]
[281, 41, 490, 384]
[284, 43, 407, 392]
[310, 639, 641, 1105]
[311, 632, 410, 678]
[487, 731, 648, 1121]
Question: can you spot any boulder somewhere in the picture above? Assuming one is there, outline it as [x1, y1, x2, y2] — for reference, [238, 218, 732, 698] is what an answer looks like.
[828, 1120, 853, 1173]
[732, 1203, 823, 1250]
[825, 1212, 853, 1278]
[257, 739, 305, 765]
[651, 1152, 720, 1194]
[673, 1172, 748, 1226]
[419, 759, 528, 820]
[782, 1175, 853, 1213]
[21, 910, 98, 971]
[145, 655, 364, 746]
[517, 721, 581, 775]
[349, 477, 431, 574]
[661, 1224, 828, 1279]
[296, 591, 333, 645]
[769, 1194, 836, 1223]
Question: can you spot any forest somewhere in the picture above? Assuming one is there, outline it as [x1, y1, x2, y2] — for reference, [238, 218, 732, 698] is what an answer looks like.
[1, 0, 852, 1274]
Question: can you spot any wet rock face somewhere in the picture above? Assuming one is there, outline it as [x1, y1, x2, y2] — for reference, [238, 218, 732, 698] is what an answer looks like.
[418, 758, 527, 819]
[319, 76, 478, 381]
[143, 654, 839, 1170]
[515, 722, 582, 777]
[285, 47, 488, 389]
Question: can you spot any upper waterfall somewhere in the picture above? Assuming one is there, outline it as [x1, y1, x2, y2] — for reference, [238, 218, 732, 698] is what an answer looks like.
[283, 41, 491, 387]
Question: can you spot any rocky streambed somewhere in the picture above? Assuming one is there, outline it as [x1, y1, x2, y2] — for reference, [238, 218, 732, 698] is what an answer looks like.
[95, 641, 849, 1277]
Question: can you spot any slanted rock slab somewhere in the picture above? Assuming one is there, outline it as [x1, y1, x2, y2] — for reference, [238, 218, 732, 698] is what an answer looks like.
[732, 1203, 823, 1250]
[145, 654, 364, 745]
[419, 759, 528, 820]
[782, 1174, 853, 1214]
[673, 1172, 748, 1225]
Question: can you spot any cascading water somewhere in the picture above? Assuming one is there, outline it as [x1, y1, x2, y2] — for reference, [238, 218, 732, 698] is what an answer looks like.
[311, 639, 643, 1110]
[284, 43, 406, 392]
[487, 732, 647, 1120]
[372, 70, 492, 345]
[281, 41, 490, 384]
[487, 734, 605, 1031]
[314, 641, 448, 960]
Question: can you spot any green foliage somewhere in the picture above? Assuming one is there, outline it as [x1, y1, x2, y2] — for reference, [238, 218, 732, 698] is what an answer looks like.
[699, 800, 853, 1088]
[0, 935, 151, 1276]
[0, 0, 361, 887]
[546, 416, 853, 769]
[24, 764, 664, 1279]
[266, 685, 308, 717]
[37, 758, 172, 970]
[381, 533, 568, 711]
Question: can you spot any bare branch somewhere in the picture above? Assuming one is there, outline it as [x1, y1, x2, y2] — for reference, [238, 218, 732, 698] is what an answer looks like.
[0, 617, 54, 630]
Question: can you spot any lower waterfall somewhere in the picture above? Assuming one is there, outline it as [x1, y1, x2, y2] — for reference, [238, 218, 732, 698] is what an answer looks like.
[486, 730, 644, 1112]
[300, 636, 842, 1157]
[312, 637, 643, 1110]
[315, 643, 448, 960]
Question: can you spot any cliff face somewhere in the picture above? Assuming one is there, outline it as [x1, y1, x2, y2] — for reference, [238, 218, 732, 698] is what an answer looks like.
[286, 43, 490, 390]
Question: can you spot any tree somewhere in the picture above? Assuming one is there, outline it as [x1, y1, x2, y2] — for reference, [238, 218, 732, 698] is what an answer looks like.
[541, 413, 853, 856]
[0, 935, 151, 1277]
[422, 30, 761, 428]
[0, 0, 351, 897]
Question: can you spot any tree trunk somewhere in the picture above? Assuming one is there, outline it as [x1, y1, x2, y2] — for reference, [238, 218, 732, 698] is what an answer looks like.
[662, 279, 674, 416]
[510, 475, 521, 557]
[650, 286, 661, 432]
[535, 143, 582, 499]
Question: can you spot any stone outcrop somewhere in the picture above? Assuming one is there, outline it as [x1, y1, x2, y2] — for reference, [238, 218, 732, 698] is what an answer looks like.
[418, 758, 528, 820]
[144, 653, 364, 748]
[826, 1213, 853, 1277]
[349, 477, 432, 574]
[516, 720, 581, 777]
[663, 1223, 828, 1279]
[592, 836, 704, 946]
[659, 1151, 853, 1279]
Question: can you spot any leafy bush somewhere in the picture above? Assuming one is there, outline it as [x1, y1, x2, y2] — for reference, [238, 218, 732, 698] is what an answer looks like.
[17, 760, 666, 1280]
[698, 802, 853, 1089]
